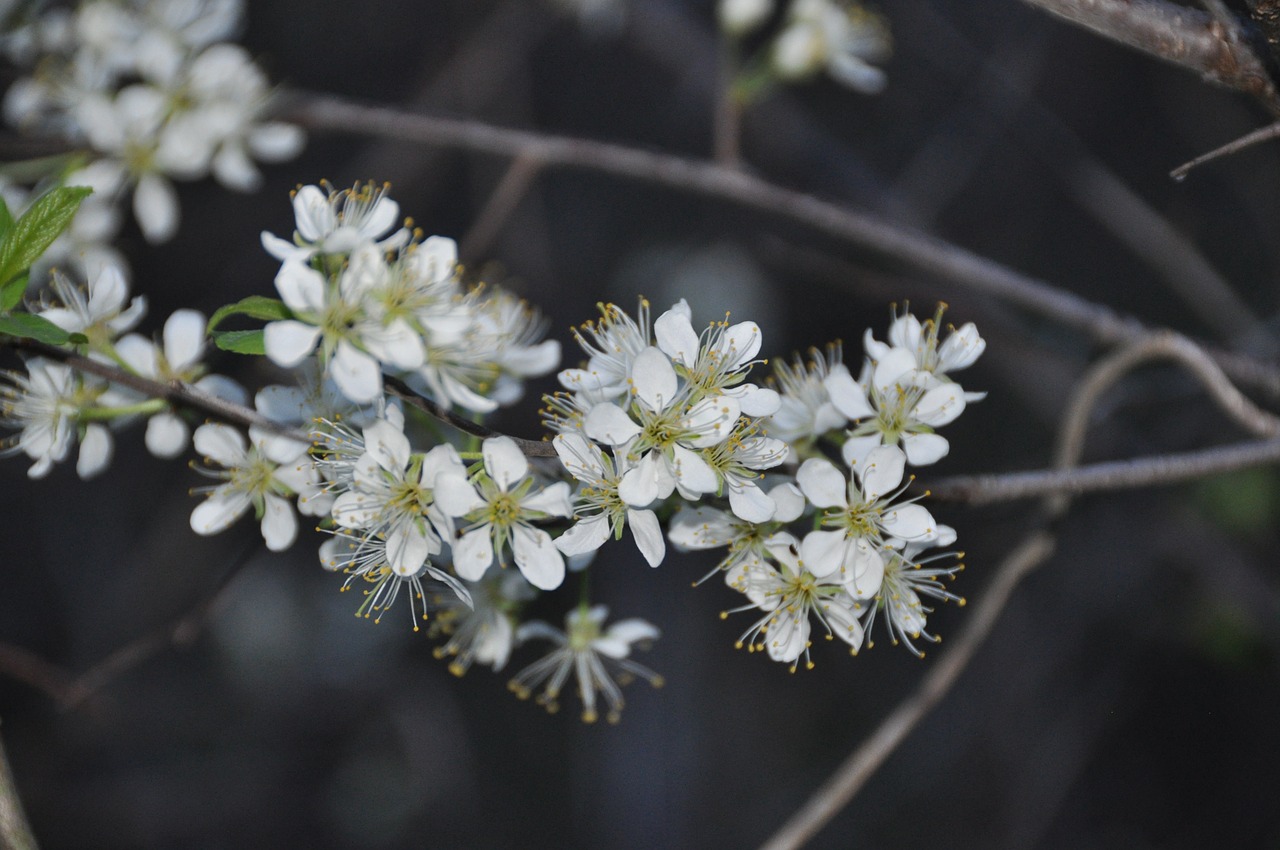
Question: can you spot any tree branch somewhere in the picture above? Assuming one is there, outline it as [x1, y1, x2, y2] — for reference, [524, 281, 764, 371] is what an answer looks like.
[280, 91, 1280, 399]
[1017, 0, 1280, 112]
[381, 375, 556, 457]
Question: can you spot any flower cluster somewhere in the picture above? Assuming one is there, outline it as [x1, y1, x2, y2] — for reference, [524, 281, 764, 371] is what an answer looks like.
[0, 179, 985, 721]
[2, 0, 304, 243]
[259, 182, 560, 408]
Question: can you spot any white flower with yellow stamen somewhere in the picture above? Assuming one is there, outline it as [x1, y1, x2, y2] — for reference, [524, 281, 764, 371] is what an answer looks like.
[435, 436, 573, 590]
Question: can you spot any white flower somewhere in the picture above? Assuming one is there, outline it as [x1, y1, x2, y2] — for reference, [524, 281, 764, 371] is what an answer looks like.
[557, 298, 656, 401]
[724, 533, 865, 670]
[772, 0, 891, 94]
[328, 417, 464, 578]
[430, 568, 535, 675]
[583, 346, 739, 504]
[667, 481, 805, 576]
[796, 445, 938, 596]
[320, 530, 469, 629]
[863, 307, 986, 386]
[653, 300, 778, 416]
[474, 289, 561, 406]
[262, 256, 386, 404]
[0, 357, 110, 479]
[114, 308, 244, 457]
[435, 436, 573, 590]
[552, 432, 665, 567]
[859, 525, 964, 657]
[261, 181, 409, 262]
[764, 345, 850, 453]
[699, 422, 788, 522]
[510, 604, 662, 724]
[38, 264, 145, 343]
[719, 0, 773, 37]
[188, 423, 320, 551]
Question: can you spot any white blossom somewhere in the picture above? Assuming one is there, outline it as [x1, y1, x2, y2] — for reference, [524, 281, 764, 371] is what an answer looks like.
[510, 605, 662, 723]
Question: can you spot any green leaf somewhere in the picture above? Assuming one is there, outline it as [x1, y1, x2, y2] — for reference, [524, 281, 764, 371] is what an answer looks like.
[0, 312, 71, 345]
[0, 185, 92, 286]
[0, 274, 28, 312]
[212, 329, 266, 355]
[206, 296, 292, 333]
[0, 195, 13, 242]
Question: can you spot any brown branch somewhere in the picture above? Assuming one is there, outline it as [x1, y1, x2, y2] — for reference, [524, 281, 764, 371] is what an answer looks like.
[281, 91, 1280, 399]
[382, 375, 556, 457]
[0, 723, 38, 850]
[0, 645, 76, 707]
[3, 338, 308, 441]
[1017, 0, 1280, 112]
[459, 153, 544, 260]
[1171, 119, 1280, 179]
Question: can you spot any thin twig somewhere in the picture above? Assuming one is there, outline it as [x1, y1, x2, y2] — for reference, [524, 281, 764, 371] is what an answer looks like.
[3, 338, 308, 441]
[0, 645, 76, 708]
[934, 331, 1280, 505]
[758, 531, 1058, 850]
[931, 436, 1280, 504]
[382, 375, 556, 457]
[1171, 119, 1280, 179]
[281, 92, 1280, 398]
[1016, 0, 1280, 112]
[460, 153, 544, 260]
[714, 38, 743, 167]
[0, 721, 39, 850]
[58, 540, 261, 711]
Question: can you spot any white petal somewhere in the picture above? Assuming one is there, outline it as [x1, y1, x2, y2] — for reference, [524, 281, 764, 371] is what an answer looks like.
[190, 487, 252, 535]
[820, 597, 865, 652]
[902, 432, 950, 465]
[913, 384, 965, 427]
[737, 386, 781, 417]
[483, 436, 528, 490]
[654, 309, 700, 368]
[330, 340, 382, 404]
[420, 443, 464, 486]
[163, 308, 206, 371]
[824, 364, 872, 420]
[728, 481, 776, 523]
[859, 445, 906, 501]
[938, 323, 985, 372]
[718, 321, 762, 370]
[363, 418, 410, 473]
[453, 526, 496, 581]
[799, 529, 847, 579]
[796, 458, 847, 508]
[847, 543, 885, 597]
[386, 526, 432, 575]
[617, 451, 663, 506]
[145, 412, 189, 458]
[766, 610, 809, 663]
[553, 432, 606, 482]
[584, 402, 642, 446]
[512, 525, 566, 591]
[670, 444, 718, 494]
[631, 346, 678, 411]
[263, 320, 321, 368]
[603, 617, 660, 647]
[841, 434, 883, 470]
[626, 508, 665, 567]
[882, 503, 937, 544]
[114, 334, 160, 377]
[681, 394, 739, 447]
[873, 348, 919, 394]
[769, 482, 806, 523]
[434, 472, 485, 516]
[77, 423, 113, 479]
[554, 514, 612, 556]
[212, 143, 261, 192]
[134, 173, 180, 243]
[193, 423, 246, 467]
[260, 493, 297, 551]
[522, 481, 573, 518]
[273, 260, 326, 313]
[247, 122, 306, 162]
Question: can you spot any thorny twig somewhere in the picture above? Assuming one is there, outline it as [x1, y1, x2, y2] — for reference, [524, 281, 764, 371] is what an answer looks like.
[281, 92, 1280, 399]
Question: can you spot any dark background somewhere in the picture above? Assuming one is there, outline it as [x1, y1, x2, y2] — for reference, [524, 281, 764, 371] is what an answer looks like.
[3, 0, 1280, 847]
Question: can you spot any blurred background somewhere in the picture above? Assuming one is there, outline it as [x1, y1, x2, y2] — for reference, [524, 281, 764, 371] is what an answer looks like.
[3, 0, 1280, 847]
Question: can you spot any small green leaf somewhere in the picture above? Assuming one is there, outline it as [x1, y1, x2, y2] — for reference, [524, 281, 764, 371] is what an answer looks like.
[0, 195, 13, 241]
[0, 185, 92, 286]
[68, 332, 88, 345]
[0, 274, 28, 312]
[206, 296, 292, 333]
[213, 329, 266, 355]
[0, 312, 71, 345]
